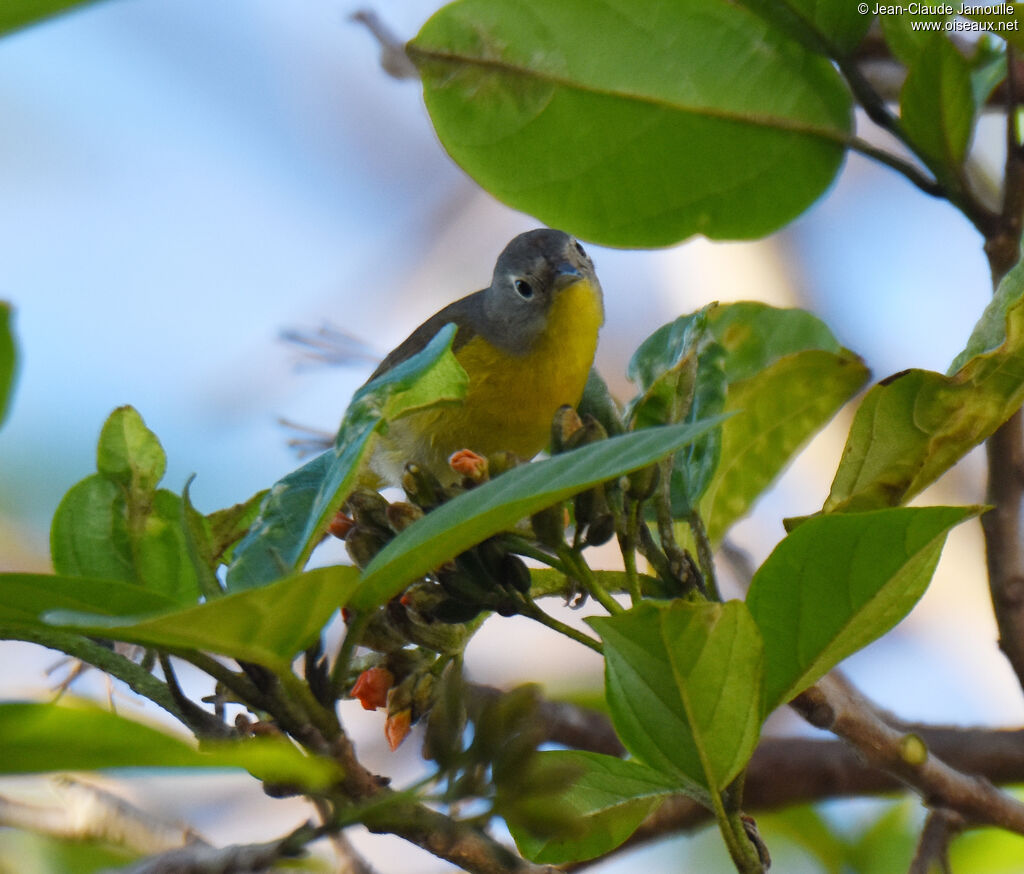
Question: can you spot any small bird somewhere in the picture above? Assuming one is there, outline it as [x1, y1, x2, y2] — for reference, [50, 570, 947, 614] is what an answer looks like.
[363, 228, 604, 486]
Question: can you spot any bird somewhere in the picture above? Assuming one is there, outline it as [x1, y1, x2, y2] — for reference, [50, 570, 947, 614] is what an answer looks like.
[362, 228, 604, 487]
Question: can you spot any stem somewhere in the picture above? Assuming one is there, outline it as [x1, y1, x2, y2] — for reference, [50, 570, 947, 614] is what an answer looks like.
[557, 546, 623, 614]
[622, 499, 643, 605]
[0, 625, 187, 725]
[495, 534, 570, 575]
[710, 788, 764, 873]
[276, 667, 341, 739]
[687, 511, 720, 602]
[330, 609, 372, 699]
[516, 598, 604, 653]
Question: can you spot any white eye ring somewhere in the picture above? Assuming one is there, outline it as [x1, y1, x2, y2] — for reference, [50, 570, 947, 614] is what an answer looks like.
[514, 279, 534, 299]
[574, 240, 588, 259]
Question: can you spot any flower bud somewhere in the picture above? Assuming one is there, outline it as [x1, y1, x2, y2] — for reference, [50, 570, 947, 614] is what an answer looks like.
[550, 405, 584, 454]
[385, 501, 424, 533]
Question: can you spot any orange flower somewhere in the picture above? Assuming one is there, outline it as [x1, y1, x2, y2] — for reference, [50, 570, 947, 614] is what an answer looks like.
[350, 667, 393, 711]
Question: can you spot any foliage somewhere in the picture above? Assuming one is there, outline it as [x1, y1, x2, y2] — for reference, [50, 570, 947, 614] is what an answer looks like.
[4, 0, 1024, 872]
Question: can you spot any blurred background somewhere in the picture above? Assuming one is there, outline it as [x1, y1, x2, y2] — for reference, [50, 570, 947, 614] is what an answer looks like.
[0, 1, 1019, 871]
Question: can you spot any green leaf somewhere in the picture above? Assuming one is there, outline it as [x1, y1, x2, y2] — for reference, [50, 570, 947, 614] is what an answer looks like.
[0, 700, 338, 788]
[95, 406, 166, 494]
[226, 324, 465, 591]
[50, 408, 200, 604]
[50, 476, 200, 605]
[0, 832, 136, 874]
[410, 0, 852, 246]
[968, 39, 1008, 108]
[578, 368, 625, 436]
[826, 263, 1024, 512]
[355, 418, 728, 611]
[734, 0, 873, 57]
[511, 751, 679, 865]
[703, 348, 868, 543]
[0, 0, 104, 36]
[45, 566, 358, 671]
[625, 310, 708, 429]
[0, 302, 16, 428]
[901, 36, 976, 173]
[625, 309, 725, 514]
[588, 600, 763, 797]
[0, 573, 179, 627]
[672, 303, 869, 540]
[879, 11, 950, 66]
[206, 489, 268, 566]
[747, 506, 978, 715]
[950, 255, 1024, 373]
[50, 475, 134, 583]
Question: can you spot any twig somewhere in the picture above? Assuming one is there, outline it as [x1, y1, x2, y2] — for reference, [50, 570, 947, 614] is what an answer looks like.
[0, 626, 187, 726]
[909, 808, 965, 874]
[158, 655, 233, 739]
[791, 675, 1024, 834]
[100, 822, 318, 874]
[686, 510, 719, 601]
[515, 598, 604, 653]
[351, 10, 418, 80]
[326, 731, 562, 874]
[981, 411, 1024, 695]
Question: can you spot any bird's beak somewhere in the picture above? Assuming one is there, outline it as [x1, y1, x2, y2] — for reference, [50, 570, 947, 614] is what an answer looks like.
[552, 262, 584, 290]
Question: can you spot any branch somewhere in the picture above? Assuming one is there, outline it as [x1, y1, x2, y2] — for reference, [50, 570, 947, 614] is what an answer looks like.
[981, 411, 1024, 695]
[791, 675, 1024, 833]
[104, 823, 317, 874]
[909, 808, 964, 874]
[327, 731, 562, 874]
[0, 626, 187, 727]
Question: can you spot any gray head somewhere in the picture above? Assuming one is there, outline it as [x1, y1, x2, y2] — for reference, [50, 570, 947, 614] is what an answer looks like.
[481, 228, 601, 353]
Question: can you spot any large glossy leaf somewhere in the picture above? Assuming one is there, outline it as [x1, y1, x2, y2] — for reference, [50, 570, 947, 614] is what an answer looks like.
[588, 600, 763, 797]
[410, 0, 852, 246]
[354, 418, 728, 610]
[227, 324, 465, 590]
[511, 751, 679, 865]
[901, 36, 975, 174]
[0, 302, 15, 427]
[0, 701, 338, 788]
[45, 566, 358, 671]
[747, 506, 978, 715]
[825, 263, 1024, 513]
[693, 303, 868, 541]
[0, 0, 104, 36]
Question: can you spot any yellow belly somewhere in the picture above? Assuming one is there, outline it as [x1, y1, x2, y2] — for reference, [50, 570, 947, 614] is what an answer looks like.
[370, 279, 603, 484]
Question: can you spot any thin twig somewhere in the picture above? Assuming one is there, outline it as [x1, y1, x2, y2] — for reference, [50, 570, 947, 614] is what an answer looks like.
[909, 808, 965, 874]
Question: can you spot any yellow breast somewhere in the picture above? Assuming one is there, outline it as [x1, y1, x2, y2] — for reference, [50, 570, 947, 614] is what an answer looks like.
[370, 278, 603, 484]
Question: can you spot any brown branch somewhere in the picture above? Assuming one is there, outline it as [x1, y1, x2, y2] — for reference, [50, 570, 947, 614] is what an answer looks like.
[791, 675, 1024, 833]
[107, 823, 317, 874]
[909, 809, 965, 874]
[327, 731, 561, 874]
[982, 411, 1024, 695]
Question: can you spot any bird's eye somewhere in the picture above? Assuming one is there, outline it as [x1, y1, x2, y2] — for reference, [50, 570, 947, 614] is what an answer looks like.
[574, 240, 588, 260]
[514, 279, 534, 299]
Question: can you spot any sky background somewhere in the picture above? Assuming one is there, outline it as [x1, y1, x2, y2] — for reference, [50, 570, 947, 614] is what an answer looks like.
[0, 1, 1017, 871]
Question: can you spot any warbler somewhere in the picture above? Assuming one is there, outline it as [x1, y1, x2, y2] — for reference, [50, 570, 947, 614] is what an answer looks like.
[363, 228, 604, 486]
